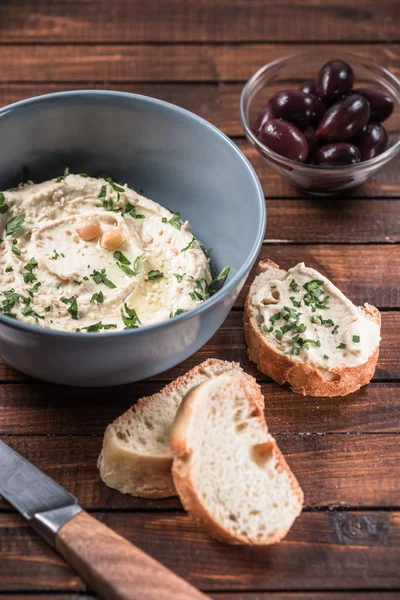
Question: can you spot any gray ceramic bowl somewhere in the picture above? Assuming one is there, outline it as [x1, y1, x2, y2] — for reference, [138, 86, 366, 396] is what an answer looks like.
[0, 91, 265, 386]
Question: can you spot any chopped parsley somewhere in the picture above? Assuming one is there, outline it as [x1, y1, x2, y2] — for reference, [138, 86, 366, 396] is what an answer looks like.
[105, 176, 125, 194]
[162, 217, 167, 223]
[22, 258, 38, 283]
[190, 277, 208, 301]
[45, 306, 51, 312]
[181, 237, 195, 253]
[168, 212, 181, 230]
[91, 269, 116, 289]
[209, 266, 230, 295]
[332, 324, 339, 334]
[148, 270, 164, 281]
[51, 249, 60, 260]
[27, 282, 41, 297]
[262, 323, 273, 333]
[290, 296, 301, 308]
[324, 354, 329, 359]
[0, 193, 9, 214]
[317, 316, 335, 327]
[21, 304, 44, 320]
[173, 273, 183, 283]
[353, 335, 360, 343]
[303, 279, 329, 312]
[169, 308, 187, 319]
[122, 202, 145, 219]
[77, 322, 117, 333]
[60, 296, 79, 319]
[121, 303, 141, 329]
[270, 312, 282, 325]
[1, 290, 26, 315]
[5, 213, 26, 237]
[5, 266, 13, 273]
[56, 167, 70, 182]
[337, 343, 347, 349]
[289, 279, 299, 292]
[90, 291, 104, 304]
[113, 250, 130, 264]
[11, 242, 21, 256]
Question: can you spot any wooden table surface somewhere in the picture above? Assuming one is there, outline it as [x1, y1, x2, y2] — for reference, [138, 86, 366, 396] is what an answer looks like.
[1, 1, 400, 598]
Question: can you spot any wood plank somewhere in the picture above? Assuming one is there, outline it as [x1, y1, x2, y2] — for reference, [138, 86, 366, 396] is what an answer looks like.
[0, 44, 399, 83]
[0, 310, 397, 383]
[238, 245, 400, 309]
[1, 433, 399, 510]
[1, 382, 399, 437]
[0, 1, 397, 43]
[1, 511, 399, 591]
[239, 142, 400, 199]
[1, 595, 399, 600]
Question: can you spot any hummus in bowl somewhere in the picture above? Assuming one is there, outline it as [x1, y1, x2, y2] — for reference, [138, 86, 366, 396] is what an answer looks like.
[0, 173, 221, 333]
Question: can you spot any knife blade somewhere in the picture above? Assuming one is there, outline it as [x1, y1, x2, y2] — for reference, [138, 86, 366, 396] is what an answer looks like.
[0, 438, 82, 545]
[0, 438, 208, 600]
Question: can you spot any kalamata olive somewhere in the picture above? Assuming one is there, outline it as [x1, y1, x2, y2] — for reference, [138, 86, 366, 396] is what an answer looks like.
[258, 118, 308, 163]
[355, 122, 388, 160]
[355, 88, 394, 122]
[316, 60, 354, 101]
[253, 102, 276, 134]
[316, 94, 370, 142]
[303, 126, 319, 153]
[265, 90, 316, 130]
[300, 80, 318, 96]
[312, 142, 361, 166]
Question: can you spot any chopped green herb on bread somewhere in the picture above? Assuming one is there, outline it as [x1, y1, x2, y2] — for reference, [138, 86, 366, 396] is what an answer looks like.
[244, 260, 381, 397]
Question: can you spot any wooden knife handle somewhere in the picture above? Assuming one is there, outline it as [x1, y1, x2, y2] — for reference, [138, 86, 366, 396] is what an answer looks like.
[56, 510, 208, 600]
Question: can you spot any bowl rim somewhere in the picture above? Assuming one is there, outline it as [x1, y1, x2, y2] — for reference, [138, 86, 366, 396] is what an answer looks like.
[240, 49, 400, 171]
[0, 90, 266, 339]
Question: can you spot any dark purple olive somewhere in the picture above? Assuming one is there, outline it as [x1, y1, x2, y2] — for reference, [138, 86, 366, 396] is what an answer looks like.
[316, 94, 370, 142]
[303, 126, 319, 153]
[258, 118, 308, 163]
[312, 142, 361, 166]
[300, 80, 318, 96]
[264, 90, 316, 130]
[253, 102, 276, 134]
[316, 60, 354, 102]
[355, 122, 388, 160]
[312, 95, 328, 123]
[355, 88, 394, 122]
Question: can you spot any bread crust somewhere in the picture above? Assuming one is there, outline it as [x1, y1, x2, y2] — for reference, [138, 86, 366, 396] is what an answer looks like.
[244, 261, 381, 397]
[171, 375, 304, 545]
[98, 359, 259, 498]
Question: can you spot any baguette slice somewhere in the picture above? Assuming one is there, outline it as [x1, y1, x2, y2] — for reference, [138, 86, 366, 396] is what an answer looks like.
[171, 372, 303, 545]
[98, 359, 263, 499]
[244, 260, 381, 397]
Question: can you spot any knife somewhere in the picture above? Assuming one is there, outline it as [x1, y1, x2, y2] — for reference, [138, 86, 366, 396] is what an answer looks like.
[0, 439, 208, 600]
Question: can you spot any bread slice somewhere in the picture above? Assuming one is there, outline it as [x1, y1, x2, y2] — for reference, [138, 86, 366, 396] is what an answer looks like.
[98, 359, 263, 499]
[244, 260, 381, 397]
[170, 372, 303, 545]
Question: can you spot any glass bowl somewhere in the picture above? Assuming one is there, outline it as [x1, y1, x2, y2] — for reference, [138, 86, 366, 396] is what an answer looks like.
[240, 50, 400, 196]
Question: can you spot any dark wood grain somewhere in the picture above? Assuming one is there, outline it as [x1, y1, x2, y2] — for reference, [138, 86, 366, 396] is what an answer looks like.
[1, 595, 399, 600]
[1, 511, 400, 591]
[0, 310, 397, 383]
[0, 44, 399, 83]
[1, 432, 400, 509]
[238, 245, 400, 308]
[1, 382, 400, 436]
[0, 1, 398, 43]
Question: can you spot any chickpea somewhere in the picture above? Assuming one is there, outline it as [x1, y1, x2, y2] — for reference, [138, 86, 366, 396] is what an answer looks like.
[101, 230, 123, 250]
[76, 220, 101, 241]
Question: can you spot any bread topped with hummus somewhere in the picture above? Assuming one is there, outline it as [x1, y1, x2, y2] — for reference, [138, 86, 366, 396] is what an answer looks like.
[244, 260, 381, 397]
[0, 172, 227, 332]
